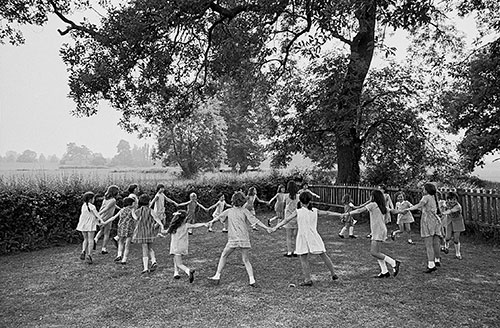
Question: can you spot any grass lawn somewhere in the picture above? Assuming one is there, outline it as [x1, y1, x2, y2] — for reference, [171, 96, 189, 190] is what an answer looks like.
[1, 212, 499, 328]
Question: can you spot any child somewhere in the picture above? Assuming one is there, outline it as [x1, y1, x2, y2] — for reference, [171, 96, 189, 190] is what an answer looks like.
[132, 194, 165, 274]
[164, 210, 209, 282]
[403, 183, 442, 273]
[338, 194, 357, 239]
[102, 197, 136, 264]
[244, 186, 269, 231]
[267, 184, 286, 227]
[380, 185, 394, 224]
[343, 190, 402, 278]
[442, 192, 465, 260]
[113, 183, 140, 245]
[176, 193, 209, 235]
[208, 191, 272, 287]
[391, 192, 415, 244]
[76, 192, 103, 264]
[94, 185, 120, 254]
[272, 191, 342, 286]
[283, 181, 299, 257]
[150, 183, 178, 227]
[298, 182, 320, 199]
[207, 194, 231, 232]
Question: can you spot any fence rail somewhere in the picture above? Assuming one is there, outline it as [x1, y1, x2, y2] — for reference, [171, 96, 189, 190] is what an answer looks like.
[309, 185, 500, 227]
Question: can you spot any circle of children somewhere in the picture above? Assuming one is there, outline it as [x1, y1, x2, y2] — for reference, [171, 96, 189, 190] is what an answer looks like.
[76, 180, 465, 286]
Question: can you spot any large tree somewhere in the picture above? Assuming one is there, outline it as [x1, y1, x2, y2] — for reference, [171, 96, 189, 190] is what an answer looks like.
[3, 0, 462, 183]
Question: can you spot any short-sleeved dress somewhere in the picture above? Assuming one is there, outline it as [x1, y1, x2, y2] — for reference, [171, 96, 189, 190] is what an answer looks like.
[295, 207, 326, 255]
[446, 203, 465, 233]
[245, 195, 257, 215]
[133, 206, 157, 243]
[151, 193, 167, 224]
[283, 195, 299, 229]
[76, 203, 99, 232]
[418, 195, 442, 238]
[396, 201, 414, 224]
[187, 201, 198, 224]
[219, 207, 261, 248]
[170, 223, 189, 255]
[117, 207, 135, 238]
[100, 198, 117, 222]
[274, 193, 286, 219]
[366, 202, 388, 241]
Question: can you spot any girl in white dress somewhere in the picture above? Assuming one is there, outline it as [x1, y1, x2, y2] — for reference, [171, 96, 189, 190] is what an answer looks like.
[272, 192, 342, 286]
[164, 210, 208, 282]
[207, 194, 231, 232]
[344, 190, 402, 278]
[267, 184, 286, 227]
[391, 192, 415, 244]
[76, 192, 103, 264]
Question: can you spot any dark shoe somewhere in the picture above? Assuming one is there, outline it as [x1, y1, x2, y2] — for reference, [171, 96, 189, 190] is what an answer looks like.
[292, 253, 298, 257]
[188, 232, 193, 235]
[424, 267, 437, 273]
[120, 262, 127, 265]
[391, 232, 395, 241]
[174, 275, 181, 280]
[338, 234, 345, 239]
[444, 248, 449, 254]
[349, 235, 357, 239]
[208, 277, 220, 285]
[407, 240, 415, 245]
[252, 227, 259, 231]
[80, 251, 86, 260]
[114, 256, 122, 262]
[456, 255, 462, 260]
[366, 234, 372, 238]
[189, 269, 195, 283]
[435, 262, 441, 267]
[283, 253, 292, 258]
[299, 280, 313, 286]
[249, 283, 258, 288]
[101, 250, 109, 255]
[375, 272, 390, 278]
[150, 262, 158, 272]
[393, 260, 401, 277]
[332, 274, 339, 281]
[85, 255, 93, 264]
[141, 269, 150, 274]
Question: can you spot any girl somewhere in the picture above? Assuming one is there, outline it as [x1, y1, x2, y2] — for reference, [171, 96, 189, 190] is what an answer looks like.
[272, 192, 342, 286]
[380, 185, 394, 224]
[150, 183, 178, 226]
[132, 194, 165, 274]
[403, 183, 443, 273]
[208, 191, 272, 287]
[244, 186, 269, 231]
[298, 182, 320, 199]
[112, 183, 140, 245]
[207, 194, 231, 233]
[94, 185, 120, 254]
[267, 184, 286, 227]
[282, 181, 300, 257]
[338, 194, 357, 239]
[76, 192, 103, 264]
[164, 210, 208, 282]
[102, 197, 136, 264]
[442, 192, 465, 260]
[391, 192, 415, 244]
[342, 190, 402, 278]
[176, 193, 209, 235]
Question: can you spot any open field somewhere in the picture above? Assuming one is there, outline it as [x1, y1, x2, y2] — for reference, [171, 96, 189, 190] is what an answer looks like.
[1, 212, 499, 328]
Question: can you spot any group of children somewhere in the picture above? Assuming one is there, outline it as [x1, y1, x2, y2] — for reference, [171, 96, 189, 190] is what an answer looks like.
[76, 181, 465, 286]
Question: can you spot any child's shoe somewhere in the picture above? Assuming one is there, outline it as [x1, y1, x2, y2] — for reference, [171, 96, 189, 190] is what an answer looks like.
[456, 255, 462, 260]
[114, 256, 122, 262]
[338, 234, 345, 239]
[348, 235, 357, 239]
[222, 229, 228, 233]
[150, 262, 158, 272]
[444, 247, 449, 254]
[408, 239, 415, 245]
[85, 255, 93, 264]
[80, 251, 86, 260]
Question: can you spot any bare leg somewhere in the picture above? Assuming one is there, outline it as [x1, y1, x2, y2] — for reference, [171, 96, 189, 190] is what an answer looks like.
[122, 237, 131, 262]
[211, 245, 235, 279]
[174, 255, 190, 275]
[87, 231, 95, 256]
[299, 254, 312, 282]
[432, 235, 441, 262]
[117, 237, 124, 258]
[319, 252, 337, 277]
[101, 224, 111, 251]
[241, 249, 255, 285]
[285, 228, 294, 254]
[81, 232, 88, 254]
[141, 243, 149, 271]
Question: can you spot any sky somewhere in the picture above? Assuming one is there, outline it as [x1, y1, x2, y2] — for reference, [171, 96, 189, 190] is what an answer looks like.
[0, 9, 498, 177]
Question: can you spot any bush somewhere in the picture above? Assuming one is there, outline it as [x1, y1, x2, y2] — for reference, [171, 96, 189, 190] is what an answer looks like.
[0, 170, 300, 254]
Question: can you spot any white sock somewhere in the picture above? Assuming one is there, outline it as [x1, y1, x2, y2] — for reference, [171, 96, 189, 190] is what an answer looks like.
[212, 273, 221, 279]
[339, 227, 347, 235]
[348, 227, 354, 235]
[249, 276, 256, 285]
[435, 258, 440, 263]
[456, 243, 461, 256]
[384, 256, 396, 268]
[149, 249, 156, 264]
[377, 260, 389, 274]
[142, 257, 149, 271]
[428, 261, 435, 269]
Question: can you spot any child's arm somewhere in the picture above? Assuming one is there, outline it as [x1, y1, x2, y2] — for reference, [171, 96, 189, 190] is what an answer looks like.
[207, 202, 219, 211]
[255, 196, 268, 204]
[309, 190, 320, 199]
[90, 208, 104, 224]
[102, 211, 121, 225]
[208, 209, 229, 225]
[149, 194, 159, 208]
[165, 196, 178, 207]
[342, 206, 368, 218]
[272, 211, 297, 231]
[131, 210, 139, 221]
[176, 201, 190, 207]
[245, 210, 272, 233]
[403, 197, 427, 213]
[186, 222, 209, 229]
[317, 209, 342, 218]
[268, 194, 278, 204]
[196, 202, 209, 211]
[98, 199, 116, 216]
[442, 204, 461, 215]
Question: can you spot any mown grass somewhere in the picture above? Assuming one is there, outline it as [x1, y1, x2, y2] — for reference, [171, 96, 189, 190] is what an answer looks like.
[1, 212, 499, 328]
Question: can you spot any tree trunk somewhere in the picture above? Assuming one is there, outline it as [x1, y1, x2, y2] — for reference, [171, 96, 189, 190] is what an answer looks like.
[334, 0, 376, 185]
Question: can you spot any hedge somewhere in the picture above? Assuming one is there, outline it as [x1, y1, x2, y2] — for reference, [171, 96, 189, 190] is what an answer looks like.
[0, 169, 319, 254]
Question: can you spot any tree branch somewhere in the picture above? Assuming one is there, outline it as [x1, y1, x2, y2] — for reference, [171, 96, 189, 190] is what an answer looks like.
[48, 0, 100, 39]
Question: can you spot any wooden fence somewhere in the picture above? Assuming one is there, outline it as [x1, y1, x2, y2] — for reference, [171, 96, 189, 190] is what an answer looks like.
[309, 185, 500, 227]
